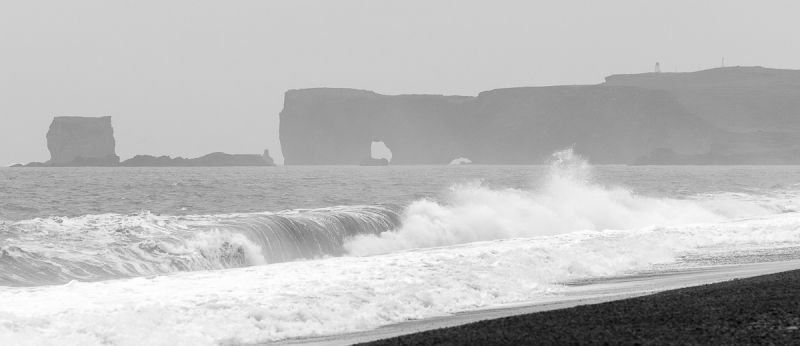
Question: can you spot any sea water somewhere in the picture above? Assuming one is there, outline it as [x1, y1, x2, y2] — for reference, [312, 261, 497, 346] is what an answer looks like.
[2, 149, 800, 345]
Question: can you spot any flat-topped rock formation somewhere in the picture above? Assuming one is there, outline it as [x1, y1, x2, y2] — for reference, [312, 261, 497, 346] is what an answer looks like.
[606, 67, 800, 163]
[280, 87, 714, 165]
[280, 67, 800, 165]
[46, 116, 118, 164]
[604, 67, 800, 133]
[280, 89, 474, 165]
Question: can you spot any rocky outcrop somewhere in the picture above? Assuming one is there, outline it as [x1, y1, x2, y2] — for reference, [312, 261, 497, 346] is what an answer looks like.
[16, 151, 275, 168]
[280, 87, 714, 165]
[280, 67, 800, 165]
[46, 116, 116, 164]
[13, 115, 277, 168]
[119, 151, 276, 167]
[17, 115, 276, 167]
[261, 150, 275, 166]
[119, 155, 182, 167]
[186, 152, 275, 167]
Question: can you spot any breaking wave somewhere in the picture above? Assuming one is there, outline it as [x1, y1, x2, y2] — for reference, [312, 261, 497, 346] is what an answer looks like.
[2, 148, 796, 287]
[0, 206, 401, 286]
[344, 149, 787, 256]
[3, 213, 800, 345]
[4, 148, 800, 345]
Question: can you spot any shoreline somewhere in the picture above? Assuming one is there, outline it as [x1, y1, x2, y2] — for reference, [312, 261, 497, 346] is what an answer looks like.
[265, 260, 800, 346]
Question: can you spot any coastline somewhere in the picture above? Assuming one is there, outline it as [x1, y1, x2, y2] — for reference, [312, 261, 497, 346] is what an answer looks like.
[265, 259, 800, 346]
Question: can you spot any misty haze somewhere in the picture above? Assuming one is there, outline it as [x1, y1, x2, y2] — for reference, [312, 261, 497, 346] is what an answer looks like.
[2, 2, 800, 346]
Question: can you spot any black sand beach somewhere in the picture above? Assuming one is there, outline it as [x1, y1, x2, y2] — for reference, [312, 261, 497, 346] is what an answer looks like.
[359, 268, 800, 345]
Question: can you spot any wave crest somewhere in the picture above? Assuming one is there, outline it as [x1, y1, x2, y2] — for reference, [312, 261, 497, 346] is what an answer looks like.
[0, 205, 402, 286]
[344, 148, 777, 256]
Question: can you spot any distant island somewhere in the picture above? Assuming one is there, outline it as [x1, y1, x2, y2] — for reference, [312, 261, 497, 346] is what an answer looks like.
[13, 116, 275, 167]
[279, 67, 800, 165]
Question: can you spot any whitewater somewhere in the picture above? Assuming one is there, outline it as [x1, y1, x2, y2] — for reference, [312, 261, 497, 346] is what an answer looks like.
[2, 149, 800, 345]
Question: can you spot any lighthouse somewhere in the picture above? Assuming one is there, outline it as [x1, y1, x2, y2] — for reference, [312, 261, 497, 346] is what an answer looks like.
[655, 62, 661, 73]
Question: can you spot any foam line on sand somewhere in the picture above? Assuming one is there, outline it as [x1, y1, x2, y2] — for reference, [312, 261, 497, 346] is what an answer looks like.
[265, 260, 800, 346]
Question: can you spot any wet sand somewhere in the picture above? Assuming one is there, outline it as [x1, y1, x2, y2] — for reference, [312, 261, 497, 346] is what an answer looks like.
[265, 259, 800, 346]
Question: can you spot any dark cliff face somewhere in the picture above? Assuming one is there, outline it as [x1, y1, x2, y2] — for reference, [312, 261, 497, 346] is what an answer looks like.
[463, 86, 714, 164]
[279, 86, 714, 165]
[279, 88, 473, 165]
[280, 68, 800, 165]
[46, 116, 116, 164]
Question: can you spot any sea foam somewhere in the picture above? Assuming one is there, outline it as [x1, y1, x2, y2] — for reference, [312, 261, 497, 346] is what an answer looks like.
[2, 149, 800, 345]
[344, 149, 780, 256]
[1, 212, 799, 345]
[0, 205, 401, 286]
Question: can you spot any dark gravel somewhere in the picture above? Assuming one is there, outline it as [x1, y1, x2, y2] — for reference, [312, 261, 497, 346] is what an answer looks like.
[359, 269, 800, 345]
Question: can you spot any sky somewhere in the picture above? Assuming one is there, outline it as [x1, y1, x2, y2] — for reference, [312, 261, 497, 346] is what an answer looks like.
[2, 1, 800, 165]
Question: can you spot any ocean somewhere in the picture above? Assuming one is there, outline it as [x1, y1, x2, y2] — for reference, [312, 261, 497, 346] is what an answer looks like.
[2, 149, 800, 345]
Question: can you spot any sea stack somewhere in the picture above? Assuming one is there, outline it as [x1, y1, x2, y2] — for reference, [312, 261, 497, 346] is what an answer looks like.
[46, 116, 117, 164]
[262, 149, 276, 165]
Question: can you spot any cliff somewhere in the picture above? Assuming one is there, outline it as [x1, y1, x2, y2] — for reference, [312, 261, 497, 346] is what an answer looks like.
[46, 116, 117, 164]
[280, 67, 800, 165]
[603, 67, 800, 133]
[280, 89, 474, 165]
[280, 87, 714, 164]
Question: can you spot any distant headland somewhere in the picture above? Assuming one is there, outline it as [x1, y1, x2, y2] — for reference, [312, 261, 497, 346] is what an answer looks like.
[280, 66, 800, 165]
[13, 66, 800, 167]
[13, 116, 275, 167]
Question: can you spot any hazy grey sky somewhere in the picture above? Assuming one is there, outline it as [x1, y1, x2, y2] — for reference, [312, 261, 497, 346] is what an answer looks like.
[2, 1, 799, 165]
